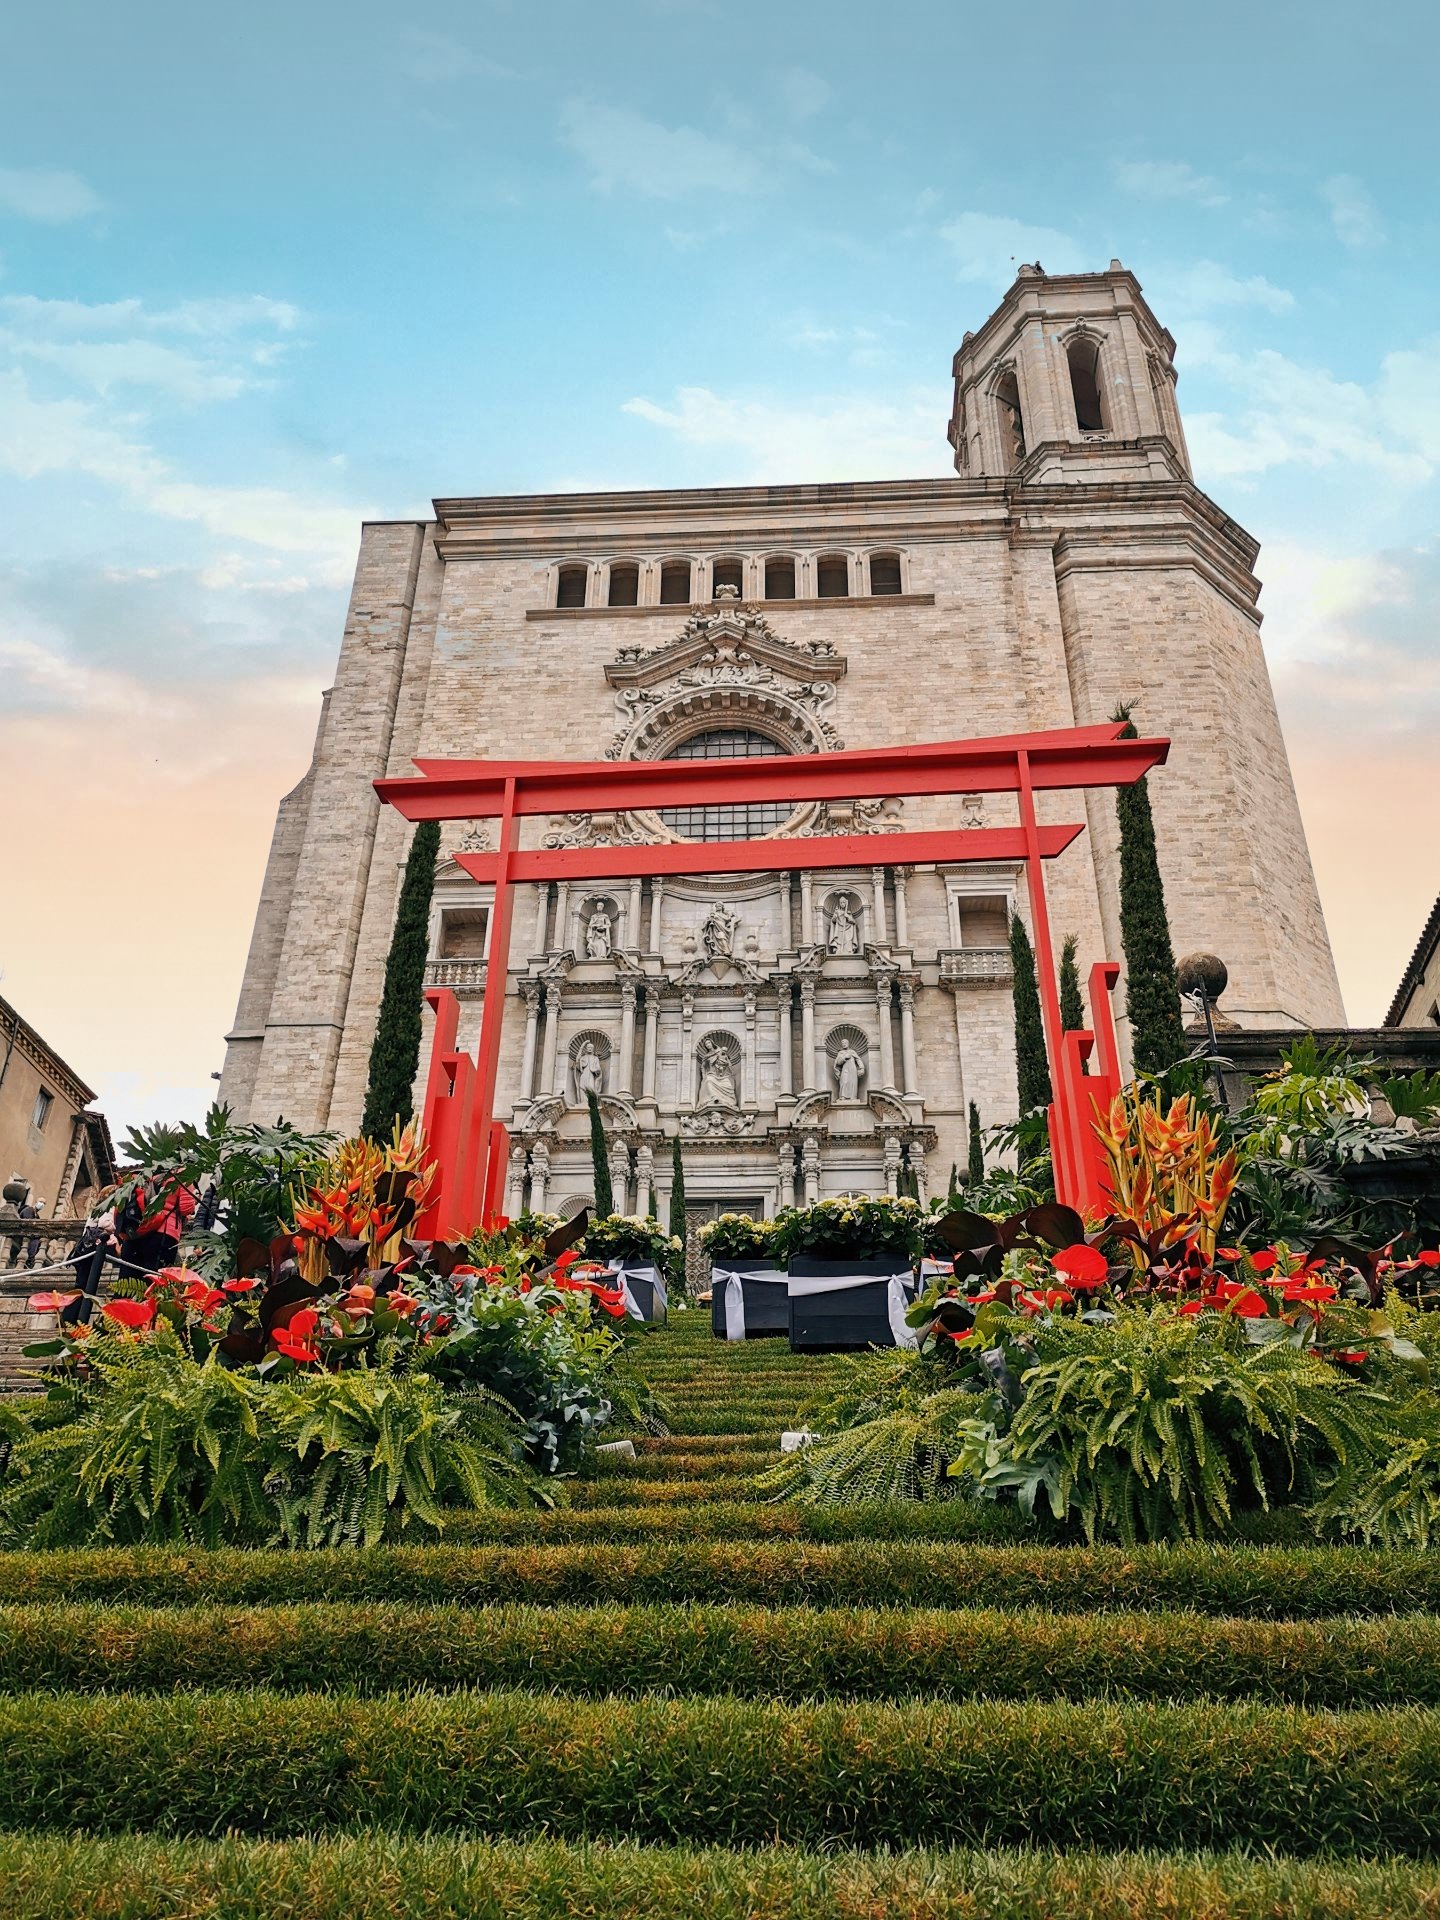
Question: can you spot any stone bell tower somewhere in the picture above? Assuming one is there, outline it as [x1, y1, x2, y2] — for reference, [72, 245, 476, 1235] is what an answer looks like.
[948, 259, 1191, 484]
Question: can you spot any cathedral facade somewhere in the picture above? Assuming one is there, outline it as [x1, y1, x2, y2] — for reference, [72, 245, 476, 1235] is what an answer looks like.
[220, 262, 1345, 1235]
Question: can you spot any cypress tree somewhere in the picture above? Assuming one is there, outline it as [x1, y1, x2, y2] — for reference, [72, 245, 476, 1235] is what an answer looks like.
[1114, 708, 1186, 1077]
[947, 1162, 960, 1202]
[586, 1088, 614, 1218]
[361, 819, 441, 1143]
[668, 1136, 688, 1290]
[1060, 933, 1088, 1075]
[1009, 911, 1052, 1114]
[967, 1100, 985, 1187]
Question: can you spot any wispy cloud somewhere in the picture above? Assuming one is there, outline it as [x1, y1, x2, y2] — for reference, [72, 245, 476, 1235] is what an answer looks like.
[1113, 158, 1227, 207]
[1150, 259, 1295, 317]
[778, 68, 830, 119]
[938, 212, 1084, 287]
[399, 28, 511, 83]
[622, 383, 948, 481]
[0, 165, 103, 221]
[560, 100, 767, 198]
[1323, 173, 1384, 248]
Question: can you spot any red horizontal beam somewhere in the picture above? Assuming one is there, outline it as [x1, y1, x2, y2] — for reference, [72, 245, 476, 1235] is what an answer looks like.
[378, 723, 1169, 823]
[453, 822, 1084, 885]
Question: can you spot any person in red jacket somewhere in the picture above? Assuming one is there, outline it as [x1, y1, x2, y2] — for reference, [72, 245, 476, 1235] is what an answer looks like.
[119, 1181, 196, 1274]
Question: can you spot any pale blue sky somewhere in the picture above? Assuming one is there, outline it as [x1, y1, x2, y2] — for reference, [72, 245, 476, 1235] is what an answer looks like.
[2, 0, 1437, 1138]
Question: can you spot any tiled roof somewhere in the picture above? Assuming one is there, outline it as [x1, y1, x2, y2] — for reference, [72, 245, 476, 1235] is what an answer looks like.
[1385, 894, 1440, 1027]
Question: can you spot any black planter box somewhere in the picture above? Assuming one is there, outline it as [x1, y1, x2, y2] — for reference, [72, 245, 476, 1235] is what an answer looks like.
[786, 1253, 917, 1353]
[607, 1264, 668, 1325]
[710, 1258, 790, 1339]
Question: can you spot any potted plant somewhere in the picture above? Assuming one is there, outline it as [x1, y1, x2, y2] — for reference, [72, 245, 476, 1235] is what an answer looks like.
[700, 1214, 787, 1340]
[772, 1196, 923, 1352]
[579, 1215, 679, 1323]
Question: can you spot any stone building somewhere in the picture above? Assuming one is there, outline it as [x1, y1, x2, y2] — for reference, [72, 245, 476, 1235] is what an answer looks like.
[220, 261, 1344, 1228]
[0, 996, 115, 1221]
[1385, 895, 1440, 1031]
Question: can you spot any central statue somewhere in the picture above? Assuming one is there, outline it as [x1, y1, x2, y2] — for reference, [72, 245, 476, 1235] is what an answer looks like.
[700, 901, 741, 960]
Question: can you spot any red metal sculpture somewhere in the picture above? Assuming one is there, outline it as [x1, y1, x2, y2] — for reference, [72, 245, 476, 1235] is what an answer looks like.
[376, 721, 1168, 1235]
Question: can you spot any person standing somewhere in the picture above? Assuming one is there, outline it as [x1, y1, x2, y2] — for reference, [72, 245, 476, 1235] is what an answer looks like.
[62, 1192, 119, 1327]
[118, 1179, 196, 1275]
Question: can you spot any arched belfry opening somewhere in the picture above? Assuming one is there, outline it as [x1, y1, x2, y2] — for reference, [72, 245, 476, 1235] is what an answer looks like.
[1067, 334, 1108, 434]
[994, 370, 1026, 471]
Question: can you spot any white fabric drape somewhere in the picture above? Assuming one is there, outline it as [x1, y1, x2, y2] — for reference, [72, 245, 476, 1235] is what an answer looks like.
[784, 1270, 918, 1348]
[711, 1265, 788, 1341]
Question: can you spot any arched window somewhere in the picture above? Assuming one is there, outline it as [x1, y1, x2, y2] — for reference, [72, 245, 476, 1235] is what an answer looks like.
[556, 564, 587, 609]
[764, 556, 795, 600]
[660, 560, 692, 605]
[711, 557, 744, 597]
[608, 562, 640, 607]
[995, 371, 1026, 470]
[1067, 335, 1108, 433]
[816, 553, 849, 598]
[658, 726, 791, 842]
[868, 552, 901, 596]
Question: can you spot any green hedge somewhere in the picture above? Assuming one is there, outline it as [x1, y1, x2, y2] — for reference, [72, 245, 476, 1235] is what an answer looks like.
[1, 1690, 1440, 1851]
[1, 1835, 1438, 1920]
[437, 1500, 1035, 1545]
[3, 1542, 1440, 1613]
[7, 1600, 1440, 1708]
[574, 1480, 770, 1509]
[594, 1451, 776, 1480]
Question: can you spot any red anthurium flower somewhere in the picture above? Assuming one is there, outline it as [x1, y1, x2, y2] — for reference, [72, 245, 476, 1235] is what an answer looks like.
[27, 1290, 80, 1312]
[387, 1294, 419, 1318]
[1216, 1247, 1242, 1262]
[1227, 1288, 1270, 1317]
[272, 1332, 319, 1364]
[1415, 1250, 1440, 1268]
[1177, 1300, 1205, 1316]
[1333, 1350, 1369, 1366]
[181, 1280, 228, 1315]
[449, 1265, 478, 1278]
[553, 1249, 580, 1269]
[149, 1267, 190, 1291]
[1283, 1282, 1338, 1304]
[968, 1288, 998, 1306]
[1043, 1288, 1075, 1310]
[591, 1286, 627, 1318]
[1249, 1249, 1279, 1274]
[940, 1326, 974, 1342]
[103, 1297, 156, 1332]
[1051, 1244, 1109, 1288]
[222, 1277, 260, 1294]
[288, 1307, 321, 1341]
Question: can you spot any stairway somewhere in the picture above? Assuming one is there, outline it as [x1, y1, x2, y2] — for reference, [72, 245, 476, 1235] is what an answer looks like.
[2, 1313, 1440, 1915]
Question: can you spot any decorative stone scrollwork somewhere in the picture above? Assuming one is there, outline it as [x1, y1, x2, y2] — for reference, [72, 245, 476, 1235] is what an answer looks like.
[543, 813, 649, 851]
[680, 1106, 757, 1138]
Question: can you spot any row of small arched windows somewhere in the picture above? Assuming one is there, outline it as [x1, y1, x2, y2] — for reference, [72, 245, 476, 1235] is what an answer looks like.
[554, 550, 905, 610]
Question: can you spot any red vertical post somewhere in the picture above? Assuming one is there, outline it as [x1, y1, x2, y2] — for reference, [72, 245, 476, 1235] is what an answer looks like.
[468, 777, 519, 1229]
[1017, 749, 1077, 1206]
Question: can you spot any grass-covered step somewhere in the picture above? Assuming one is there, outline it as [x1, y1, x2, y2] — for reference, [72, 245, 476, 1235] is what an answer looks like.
[11, 1600, 1440, 1708]
[10, 1541, 1440, 1613]
[437, 1500, 1036, 1544]
[593, 1453, 774, 1483]
[638, 1436, 784, 1454]
[4, 1835, 1440, 1920]
[3, 1689, 1440, 1852]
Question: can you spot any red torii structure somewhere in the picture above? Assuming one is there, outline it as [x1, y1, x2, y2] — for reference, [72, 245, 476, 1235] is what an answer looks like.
[376, 721, 1169, 1237]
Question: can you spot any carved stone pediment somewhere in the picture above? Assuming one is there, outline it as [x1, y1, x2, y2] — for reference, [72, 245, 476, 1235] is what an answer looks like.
[680, 1104, 758, 1137]
[607, 604, 845, 695]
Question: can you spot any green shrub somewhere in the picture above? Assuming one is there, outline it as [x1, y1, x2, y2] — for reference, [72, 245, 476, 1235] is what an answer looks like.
[8, 1599, 1440, 1709]
[0, 1327, 539, 1549]
[2, 1690, 1440, 1852]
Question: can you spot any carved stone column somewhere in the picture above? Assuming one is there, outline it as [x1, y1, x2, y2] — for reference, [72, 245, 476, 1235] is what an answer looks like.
[799, 979, 818, 1092]
[554, 883, 571, 953]
[883, 1133, 903, 1197]
[801, 1133, 821, 1206]
[680, 991, 696, 1105]
[542, 984, 565, 1097]
[776, 1140, 797, 1209]
[742, 988, 758, 1105]
[777, 983, 793, 1097]
[518, 984, 542, 1102]
[627, 877, 643, 949]
[874, 979, 896, 1088]
[800, 872, 814, 946]
[893, 869, 909, 948]
[909, 1138, 929, 1206]
[634, 1142, 654, 1217]
[533, 883, 550, 953]
[617, 980, 637, 1096]
[608, 1137, 631, 1217]
[506, 1142, 527, 1217]
[529, 1139, 550, 1212]
[648, 879, 664, 954]
[871, 867, 889, 944]
[898, 975, 920, 1097]
[641, 986, 661, 1099]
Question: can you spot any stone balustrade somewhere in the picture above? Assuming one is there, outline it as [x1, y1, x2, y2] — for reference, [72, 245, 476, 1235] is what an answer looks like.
[423, 958, 488, 993]
[938, 947, 1012, 987]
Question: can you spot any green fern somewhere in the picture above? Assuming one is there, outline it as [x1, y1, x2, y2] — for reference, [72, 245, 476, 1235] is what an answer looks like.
[760, 1386, 997, 1505]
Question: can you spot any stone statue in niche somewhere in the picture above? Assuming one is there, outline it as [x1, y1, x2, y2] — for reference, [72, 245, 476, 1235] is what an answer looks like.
[575, 1041, 604, 1101]
[833, 1041, 865, 1103]
[826, 896, 860, 955]
[585, 904, 613, 960]
[700, 901, 741, 961]
[696, 1038, 739, 1108]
